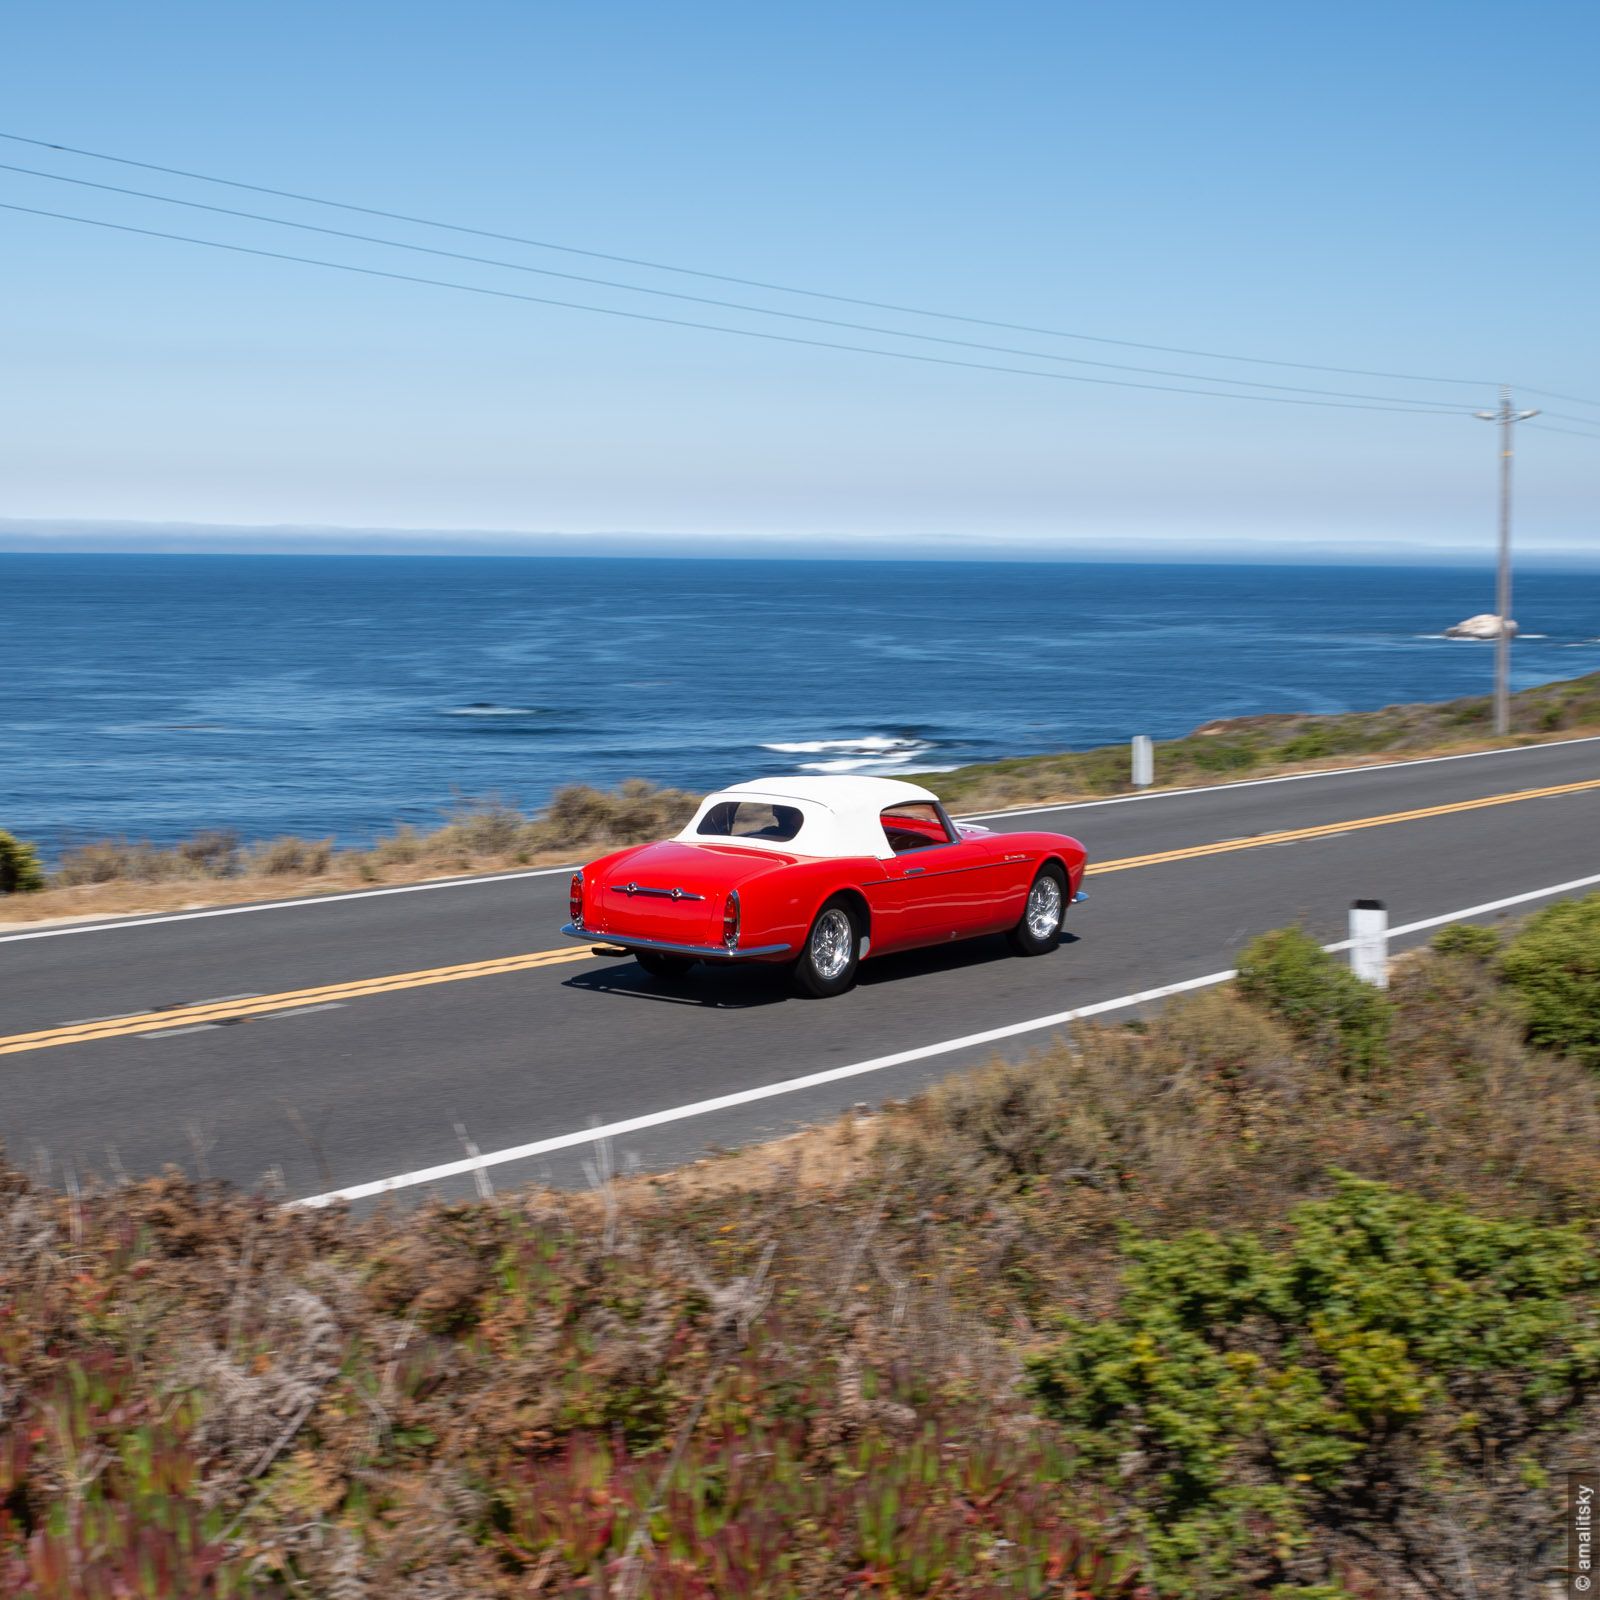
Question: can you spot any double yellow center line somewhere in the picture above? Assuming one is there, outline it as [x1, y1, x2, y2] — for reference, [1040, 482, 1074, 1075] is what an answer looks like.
[0, 947, 594, 1057]
[1088, 775, 1600, 873]
[4, 774, 1596, 1059]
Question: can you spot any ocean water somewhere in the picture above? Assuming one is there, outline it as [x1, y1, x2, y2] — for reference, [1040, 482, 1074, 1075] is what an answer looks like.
[3, 554, 1598, 854]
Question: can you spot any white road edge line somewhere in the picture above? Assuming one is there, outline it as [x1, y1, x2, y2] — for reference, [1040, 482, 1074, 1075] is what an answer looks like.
[289, 869, 1600, 1209]
[0, 866, 580, 943]
[7, 734, 1596, 945]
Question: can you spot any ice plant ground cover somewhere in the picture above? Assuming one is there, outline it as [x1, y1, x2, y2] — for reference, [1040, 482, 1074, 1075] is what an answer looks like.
[1, 899, 1597, 1597]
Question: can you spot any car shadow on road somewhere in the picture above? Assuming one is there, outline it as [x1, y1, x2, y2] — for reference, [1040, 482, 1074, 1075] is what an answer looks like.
[562, 957, 791, 1009]
[563, 931, 1081, 1007]
[857, 929, 1080, 987]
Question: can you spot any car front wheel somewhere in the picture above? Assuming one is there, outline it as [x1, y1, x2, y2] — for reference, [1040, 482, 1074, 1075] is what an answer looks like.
[793, 897, 861, 997]
[1007, 863, 1068, 956]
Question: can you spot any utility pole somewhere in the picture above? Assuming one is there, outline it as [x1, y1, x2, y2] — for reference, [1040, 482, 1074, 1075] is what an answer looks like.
[1473, 387, 1539, 735]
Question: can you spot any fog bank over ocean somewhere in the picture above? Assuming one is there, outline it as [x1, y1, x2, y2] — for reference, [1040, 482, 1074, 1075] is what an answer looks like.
[4, 519, 1598, 567]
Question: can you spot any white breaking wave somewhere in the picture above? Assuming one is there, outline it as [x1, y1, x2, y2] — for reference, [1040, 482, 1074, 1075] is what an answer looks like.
[442, 704, 543, 717]
[762, 734, 926, 755]
[798, 754, 918, 774]
[760, 731, 956, 776]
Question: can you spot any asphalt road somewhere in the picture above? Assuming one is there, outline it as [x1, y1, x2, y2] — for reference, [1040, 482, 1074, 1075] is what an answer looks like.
[3, 737, 1598, 1206]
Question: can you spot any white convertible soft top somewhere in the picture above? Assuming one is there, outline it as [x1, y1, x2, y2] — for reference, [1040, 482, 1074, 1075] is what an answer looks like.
[676, 775, 943, 860]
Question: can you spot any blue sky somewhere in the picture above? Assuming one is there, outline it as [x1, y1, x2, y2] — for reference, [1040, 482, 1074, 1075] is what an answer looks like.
[2, 1, 1596, 559]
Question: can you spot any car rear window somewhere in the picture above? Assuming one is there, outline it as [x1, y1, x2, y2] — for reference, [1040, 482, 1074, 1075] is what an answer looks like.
[696, 800, 805, 841]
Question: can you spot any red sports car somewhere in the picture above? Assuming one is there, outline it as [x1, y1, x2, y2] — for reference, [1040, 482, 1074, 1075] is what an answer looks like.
[562, 775, 1087, 996]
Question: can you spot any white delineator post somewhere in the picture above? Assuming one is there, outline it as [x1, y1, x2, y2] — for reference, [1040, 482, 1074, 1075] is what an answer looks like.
[1131, 735, 1154, 788]
[1349, 899, 1389, 988]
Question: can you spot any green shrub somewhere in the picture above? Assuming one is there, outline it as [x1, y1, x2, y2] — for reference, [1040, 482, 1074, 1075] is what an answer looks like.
[1026, 1176, 1600, 1598]
[1277, 727, 1334, 761]
[0, 829, 46, 893]
[1431, 921, 1501, 960]
[1236, 926, 1390, 1076]
[1189, 740, 1259, 773]
[1499, 893, 1600, 1067]
[1447, 697, 1492, 725]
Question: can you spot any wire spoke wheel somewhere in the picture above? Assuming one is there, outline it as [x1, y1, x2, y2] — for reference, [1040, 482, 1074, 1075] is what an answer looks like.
[1025, 874, 1063, 940]
[1008, 863, 1068, 956]
[794, 898, 862, 997]
[810, 907, 854, 980]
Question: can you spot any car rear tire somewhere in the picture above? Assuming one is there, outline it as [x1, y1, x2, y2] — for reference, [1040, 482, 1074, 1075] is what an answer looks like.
[792, 897, 862, 998]
[636, 950, 697, 981]
[1007, 862, 1067, 956]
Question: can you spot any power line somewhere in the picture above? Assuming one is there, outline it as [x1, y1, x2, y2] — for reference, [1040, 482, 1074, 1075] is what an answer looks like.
[0, 129, 1498, 392]
[0, 165, 1467, 409]
[0, 200, 1477, 415]
[1526, 420, 1600, 441]
[1535, 409, 1600, 427]
[0, 160, 1474, 410]
[1519, 385, 1600, 412]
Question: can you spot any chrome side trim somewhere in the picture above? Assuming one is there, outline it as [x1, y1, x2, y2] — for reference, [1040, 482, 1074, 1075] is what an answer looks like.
[609, 882, 705, 901]
[561, 924, 792, 960]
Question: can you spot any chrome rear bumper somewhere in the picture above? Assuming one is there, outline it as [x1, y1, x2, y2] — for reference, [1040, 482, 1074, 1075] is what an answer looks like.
[561, 924, 793, 961]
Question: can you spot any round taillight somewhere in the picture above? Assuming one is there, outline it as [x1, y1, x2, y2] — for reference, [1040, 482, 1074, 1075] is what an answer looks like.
[722, 889, 740, 949]
[569, 873, 584, 927]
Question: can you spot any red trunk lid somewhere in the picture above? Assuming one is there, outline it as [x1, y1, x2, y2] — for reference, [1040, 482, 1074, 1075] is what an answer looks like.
[590, 841, 792, 944]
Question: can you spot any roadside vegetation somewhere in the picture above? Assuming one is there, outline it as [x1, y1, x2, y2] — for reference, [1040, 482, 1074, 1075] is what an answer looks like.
[0, 829, 46, 895]
[4, 899, 1598, 1597]
[2, 670, 1597, 928]
[932, 664, 1600, 811]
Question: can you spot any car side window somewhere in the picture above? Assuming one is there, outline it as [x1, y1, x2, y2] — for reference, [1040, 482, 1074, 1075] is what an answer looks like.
[879, 802, 954, 855]
[697, 801, 805, 841]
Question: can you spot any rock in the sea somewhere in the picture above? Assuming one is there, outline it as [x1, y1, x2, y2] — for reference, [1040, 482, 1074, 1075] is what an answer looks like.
[1444, 613, 1518, 640]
